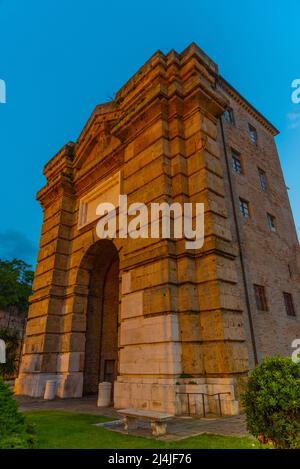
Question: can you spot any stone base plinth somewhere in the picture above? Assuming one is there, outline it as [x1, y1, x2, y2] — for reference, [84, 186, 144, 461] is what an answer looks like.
[15, 373, 58, 397]
[15, 373, 240, 416]
[114, 377, 240, 416]
[114, 378, 177, 414]
[14, 372, 83, 398]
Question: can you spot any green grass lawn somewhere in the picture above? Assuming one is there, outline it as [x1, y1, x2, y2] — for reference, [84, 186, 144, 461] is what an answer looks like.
[25, 411, 260, 449]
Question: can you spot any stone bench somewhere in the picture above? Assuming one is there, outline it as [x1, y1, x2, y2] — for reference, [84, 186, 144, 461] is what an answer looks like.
[117, 409, 173, 436]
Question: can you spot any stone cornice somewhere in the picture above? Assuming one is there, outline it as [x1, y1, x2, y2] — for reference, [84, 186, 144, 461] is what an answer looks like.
[219, 76, 279, 136]
[74, 148, 124, 197]
[37, 173, 75, 209]
[43, 142, 75, 180]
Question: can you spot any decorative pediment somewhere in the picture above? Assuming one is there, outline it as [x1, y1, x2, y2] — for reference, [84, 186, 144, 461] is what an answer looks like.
[73, 106, 121, 172]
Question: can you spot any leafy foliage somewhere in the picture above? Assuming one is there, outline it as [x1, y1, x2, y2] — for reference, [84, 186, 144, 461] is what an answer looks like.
[0, 377, 35, 448]
[0, 258, 34, 313]
[242, 356, 300, 449]
[0, 328, 20, 378]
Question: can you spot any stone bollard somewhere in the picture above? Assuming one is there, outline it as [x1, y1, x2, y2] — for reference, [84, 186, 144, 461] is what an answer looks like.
[44, 380, 57, 400]
[97, 381, 112, 407]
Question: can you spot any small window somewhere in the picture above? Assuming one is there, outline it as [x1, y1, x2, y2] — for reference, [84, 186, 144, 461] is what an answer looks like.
[258, 168, 267, 191]
[248, 124, 257, 144]
[239, 198, 250, 218]
[232, 150, 242, 174]
[267, 213, 276, 232]
[224, 107, 235, 125]
[283, 292, 296, 316]
[254, 284, 268, 311]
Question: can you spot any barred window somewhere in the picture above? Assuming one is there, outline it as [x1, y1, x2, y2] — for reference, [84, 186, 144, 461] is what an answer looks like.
[232, 150, 242, 174]
[248, 124, 257, 144]
[267, 213, 276, 232]
[283, 292, 296, 317]
[224, 107, 235, 125]
[254, 284, 268, 311]
[258, 167, 267, 191]
[239, 198, 250, 218]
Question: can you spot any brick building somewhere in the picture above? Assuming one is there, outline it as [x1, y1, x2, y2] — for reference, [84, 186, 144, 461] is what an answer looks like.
[15, 43, 300, 415]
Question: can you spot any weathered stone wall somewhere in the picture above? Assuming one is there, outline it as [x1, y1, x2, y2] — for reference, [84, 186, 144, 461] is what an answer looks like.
[217, 81, 300, 365]
[0, 309, 25, 337]
[0, 309, 25, 379]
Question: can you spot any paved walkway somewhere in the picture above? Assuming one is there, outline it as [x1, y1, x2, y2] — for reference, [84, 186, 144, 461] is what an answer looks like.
[165, 415, 248, 439]
[16, 396, 249, 439]
[16, 395, 119, 419]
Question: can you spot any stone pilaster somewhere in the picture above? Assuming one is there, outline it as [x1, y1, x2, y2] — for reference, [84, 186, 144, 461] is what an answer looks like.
[15, 144, 76, 397]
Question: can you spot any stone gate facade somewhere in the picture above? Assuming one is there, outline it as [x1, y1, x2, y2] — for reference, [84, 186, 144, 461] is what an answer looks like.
[15, 44, 300, 416]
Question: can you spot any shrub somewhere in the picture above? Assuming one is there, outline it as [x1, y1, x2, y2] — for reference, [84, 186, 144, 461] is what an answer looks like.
[0, 377, 35, 448]
[242, 355, 300, 449]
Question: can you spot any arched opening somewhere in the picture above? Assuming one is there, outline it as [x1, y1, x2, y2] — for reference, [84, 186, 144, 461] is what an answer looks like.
[81, 240, 119, 396]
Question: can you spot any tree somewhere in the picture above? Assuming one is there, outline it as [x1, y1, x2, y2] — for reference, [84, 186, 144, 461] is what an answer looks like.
[0, 259, 34, 314]
[0, 377, 35, 448]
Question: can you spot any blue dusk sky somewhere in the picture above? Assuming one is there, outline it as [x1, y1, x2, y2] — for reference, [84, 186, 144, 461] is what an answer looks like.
[0, 0, 299, 267]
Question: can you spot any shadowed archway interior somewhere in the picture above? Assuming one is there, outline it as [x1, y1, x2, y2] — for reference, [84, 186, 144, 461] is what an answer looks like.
[80, 240, 119, 395]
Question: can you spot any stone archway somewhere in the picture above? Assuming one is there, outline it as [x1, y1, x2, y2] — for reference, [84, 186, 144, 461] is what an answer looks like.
[80, 240, 119, 396]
